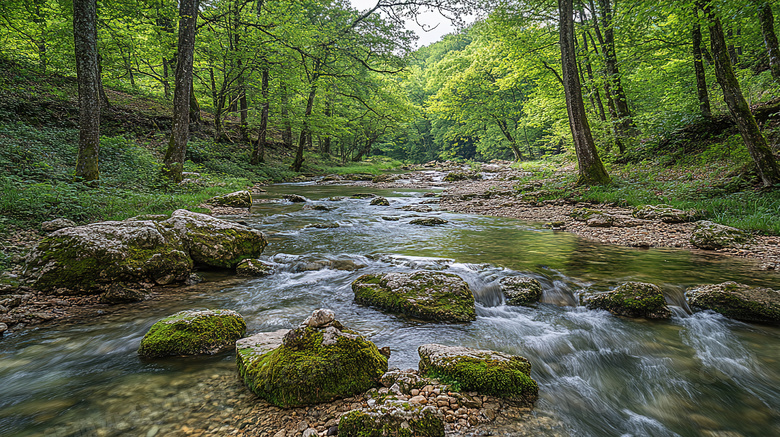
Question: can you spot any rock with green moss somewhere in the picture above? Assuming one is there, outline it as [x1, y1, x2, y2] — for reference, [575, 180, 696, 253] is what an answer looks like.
[500, 277, 542, 306]
[570, 208, 614, 227]
[352, 193, 377, 199]
[22, 219, 193, 294]
[138, 309, 246, 358]
[236, 259, 274, 277]
[417, 344, 538, 407]
[166, 209, 267, 269]
[283, 194, 307, 202]
[443, 171, 482, 182]
[352, 272, 475, 322]
[237, 309, 388, 408]
[690, 220, 753, 250]
[370, 197, 390, 206]
[410, 217, 448, 226]
[339, 405, 444, 437]
[582, 282, 671, 319]
[207, 190, 252, 208]
[633, 204, 700, 223]
[686, 282, 780, 324]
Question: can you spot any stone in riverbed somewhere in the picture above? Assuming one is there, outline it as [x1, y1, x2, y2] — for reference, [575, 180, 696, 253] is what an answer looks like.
[237, 309, 388, 407]
[138, 309, 246, 358]
[283, 194, 307, 202]
[582, 282, 671, 319]
[632, 204, 700, 223]
[690, 220, 753, 250]
[98, 283, 150, 304]
[339, 404, 444, 437]
[410, 217, 448, 226]
[499, 276, 542, 306]
[370, 197, 390, 206]
[686, 282, 780, 324]
[206, 190, 252, 208]
[351, 271, 476, 322]
[417, 343, 538, 406]
[236, 259, 274, 277]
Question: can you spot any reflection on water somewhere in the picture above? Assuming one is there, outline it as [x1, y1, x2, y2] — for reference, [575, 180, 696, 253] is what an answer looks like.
[1, 183, 779, 436]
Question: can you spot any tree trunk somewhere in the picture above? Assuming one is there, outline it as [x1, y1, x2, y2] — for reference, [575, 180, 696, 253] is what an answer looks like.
[189, 76, 201, 126]
[758, 1, 780, 81]
[281, 84, 293, 149]
[73, 0, 100, 182]
[704, 4, 780, 187]
[251, 68, 269, 165]
[291, 83, 318, 172]
[580, 20, 607, 122]
[559, 0, 610, 185]
[323, 100, 332, 154]
[692, 5, 712, 119]
[597, 0, 636, 139]
[33, 0, 47, 74]
[163, 0, 199, 183]
[496, 119, 522, 161]
[97, 53, 111, 110]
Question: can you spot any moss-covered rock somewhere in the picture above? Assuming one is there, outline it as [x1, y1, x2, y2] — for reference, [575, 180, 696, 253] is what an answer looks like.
[352, 193, 377, 199]
[237, 310, 388, 408]
[410, 217, 448, 226]
[352, 271, 475, 322]
[370, 197, 390, 206]
[207, 190, 252, 208]
[632, 204, 700, 223]
[570, 208, 613, 227]
[500, 277, 542, 306]
[417, 344, 538, 406]
[582, 282, 671, 319]
[443, 171, 482, 182]
[339, 405, 444, 437]
[138, 309, 246, 358]
[283, 194, 307, 202]
[166, 209, 267, 269]
[686, 282, 780, 324]
[234, 329, 289, 371]
[302, 204, 332, 211]
[402, 204, 433, 213]
[690, 220, 753, 250]
[236, 259, 274, 277]
[22, 219, 193, 294]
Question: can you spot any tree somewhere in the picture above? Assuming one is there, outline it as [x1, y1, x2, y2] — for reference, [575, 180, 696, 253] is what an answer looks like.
[73, 0, 101, 182]
[163, 0, 200, 182]
[558, 0, 610, 185]
[692, 4, 712, 119]
[702, 1, 780, 187]
[756, 1, 780, 81]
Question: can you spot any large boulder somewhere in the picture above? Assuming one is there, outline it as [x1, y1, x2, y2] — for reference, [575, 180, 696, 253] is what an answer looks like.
[690, 220, 753, 250]
[632, 204, 699, 223]
[352, 271, 476, 322]
[339, 405, 444, 437]
[165, 209, 267, 269]
[500, 277, 542, 306]
[206, 190, 252, 208]
[417, 344, 538, 407]
[237, 309, 388, 408]
[582, 282, 671, 319]
[686, 282, 780, 324]
[138, 309, 246, 358]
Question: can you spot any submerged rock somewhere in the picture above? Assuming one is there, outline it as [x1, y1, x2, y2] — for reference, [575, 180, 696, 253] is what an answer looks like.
[686, 282, 780, 324]
[283, 194, 307, 203]
[500, 276, 542, 306]
[403, 204, 433, 213]
[443, 171, 482, 182]
[582, 282, 671, 319]
[410, 217, 448, 226]
[306, 222, 340, 229]
[339, 405, 444, 437]
[206, 190, 252, 208]
[301, 204, 332, 212]
[370, 197, 390, 206]
[237, 309, 388, 408]
[98, 283, 149, 304]
[351, 193, 376, 199]
[41, 218, 76, 233]
[138, 309, 246, 358]
[633, 204, 699, 223]
[417, 344, 538, 406]
[690, 220, 753, 250]
[236, 259, 274, 277]
[351, 271, 476, 322]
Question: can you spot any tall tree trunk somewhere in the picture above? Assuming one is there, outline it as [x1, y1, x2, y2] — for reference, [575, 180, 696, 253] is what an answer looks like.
[692, 5, 712, 119]
[580, 14, 607, 122]
[73, 0, 100, 182]
[251, 68, 269, 165]
[496, 119, 522, 161]
[323, 99, 332, 154]
[559, 0, 610, 185]
[758, 1, 780, 81]
[597, 0, 636, 140]
[33, 0, 47, 74]
[281, 83, 293, 149]
[163, 0, 199, 182]
[291, 84, 317, 172]
[703, 3, 780, 187]
[189, 76, 201, 127]
[97, 53, 111, 110]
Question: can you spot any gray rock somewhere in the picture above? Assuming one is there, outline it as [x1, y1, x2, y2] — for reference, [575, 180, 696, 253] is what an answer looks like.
[633, 204, 700, 223]
[0, 322, 7, 335]
[303, 308, 336, 328]
[99, 283, 149, 304]
[235, 329, 289, 355]
[41, 218, 76, 232]
[283, 194, 307, 202]
[302, 428, 317, 437]
[586, 214, 614, 227]
[500, 277, 542, 306]
[686, 282, 780, 324]
[410, 217, 448, 226]
[306, 222, 340, 229]
[402, 204, 432, 213]
[236, 259, 274, 277]
[370, 197, 390, 206]
[206, 190, 252, 208]
[690, 220, 753, 250]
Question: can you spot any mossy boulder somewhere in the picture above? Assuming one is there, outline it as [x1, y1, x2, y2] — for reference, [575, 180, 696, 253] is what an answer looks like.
[339, 405, 444, 437]
[236, 259, 274, 277]
[370, 197, 390, 206]
[166, 209, 267, 269]
[500, 277, 543, 306]
[238, 310, 388, 408]
[686, 282, 780, 324]
[582, 282, 671, 319]
[138, 309, 246, 358]
[633, 204, 700, 223]
[352, 271, 476, 322]
[206, 190, 252, 208]
[690, 220, 753, 250]
[417, 344, 538, 406]
[410, 217, 448, 226]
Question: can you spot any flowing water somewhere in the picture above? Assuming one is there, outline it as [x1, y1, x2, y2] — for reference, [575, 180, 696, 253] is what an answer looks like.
[2, 182, 780, 437]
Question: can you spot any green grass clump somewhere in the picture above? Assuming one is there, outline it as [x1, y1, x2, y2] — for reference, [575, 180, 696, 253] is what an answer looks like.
[314, 156, 404, 175]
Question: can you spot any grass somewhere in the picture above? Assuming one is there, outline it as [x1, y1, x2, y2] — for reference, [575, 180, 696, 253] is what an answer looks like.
[314, 156, 405, 175]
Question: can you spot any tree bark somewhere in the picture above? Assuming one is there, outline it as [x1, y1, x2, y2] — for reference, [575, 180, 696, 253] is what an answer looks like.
[692, 5, 711, 119]
[559, 0, 610, 185]
[281, 83, 293, 149]
[758, 1, 780, 81]
[704, 3, 780, 187]
[580, 18, 606, 122]
[73, 0, 100, 182]
[189, 75, 201, 126]
[163, 0, 199, 182]
[597, 0, 636, 139]
[291, 80, 318, 172]
[251, 68, 269, 165]
[97, 53, 111, 110]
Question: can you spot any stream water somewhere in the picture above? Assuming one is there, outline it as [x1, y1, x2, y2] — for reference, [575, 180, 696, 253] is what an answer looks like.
[1, 182, 779, 437]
